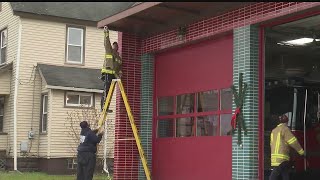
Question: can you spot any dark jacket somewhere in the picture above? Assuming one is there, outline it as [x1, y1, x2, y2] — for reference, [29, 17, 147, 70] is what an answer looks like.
[77, 127, 102, 153]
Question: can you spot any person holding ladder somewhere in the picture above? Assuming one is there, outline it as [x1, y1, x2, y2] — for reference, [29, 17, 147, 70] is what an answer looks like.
[77, 121, 105, 180]
[100, 26, 122, 111]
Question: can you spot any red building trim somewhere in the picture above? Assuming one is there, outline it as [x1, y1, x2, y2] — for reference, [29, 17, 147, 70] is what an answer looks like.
[141, 2, 320, 54]
[260, 9, 320, 28]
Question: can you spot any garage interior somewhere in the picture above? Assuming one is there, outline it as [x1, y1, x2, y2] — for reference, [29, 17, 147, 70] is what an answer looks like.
[264, 14, 320, 179]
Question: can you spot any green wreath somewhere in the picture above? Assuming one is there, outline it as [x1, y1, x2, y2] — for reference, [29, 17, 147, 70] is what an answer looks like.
[230, 73, 248, 146]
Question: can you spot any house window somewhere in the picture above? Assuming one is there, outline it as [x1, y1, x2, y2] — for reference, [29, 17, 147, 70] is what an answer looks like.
[65, 92, 93, 107]
[40, 94, 48, 133]
[0, 28, 7, 64]
[0, 97, 4, 132]
[66, 26, 84, 64]
[156, 88, 233, 138]
[67, 158, 77, 169]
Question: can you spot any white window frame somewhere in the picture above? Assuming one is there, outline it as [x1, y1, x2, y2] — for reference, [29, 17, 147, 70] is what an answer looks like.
[65, 91, 93, 107]
[0, 28, 7, 65]
[0, 96, 4, 132]
[66, 27, 84, 64]
[41, 95, 48, 133]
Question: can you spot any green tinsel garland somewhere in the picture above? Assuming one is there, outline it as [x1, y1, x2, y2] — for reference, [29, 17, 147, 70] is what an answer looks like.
[231, 73, 248, 146]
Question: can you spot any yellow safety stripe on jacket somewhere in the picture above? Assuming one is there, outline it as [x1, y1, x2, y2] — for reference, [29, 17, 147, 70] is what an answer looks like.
[277, 123, 284, 127]
[271, 133, 273, 144]
[105, 54, 113, 59]
[298, 149, 304, 155]
[275, 132, 281, 154]
[271, 162, 281, 166]
[287, 137, 297, 145]
[271, 154, 290, 160]
[271, 154, 290, 167]
[101, 68, 115, 74]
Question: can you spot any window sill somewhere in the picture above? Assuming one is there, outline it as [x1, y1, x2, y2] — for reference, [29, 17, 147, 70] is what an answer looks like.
[64, 62, 84, 66]
[39, 132, 48, 135]
[0, 62, 7, 67]
[64, 105, 95, 109]
[0, 132, 8, 135]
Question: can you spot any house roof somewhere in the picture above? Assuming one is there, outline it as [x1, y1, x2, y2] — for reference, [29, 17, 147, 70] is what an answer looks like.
[38, 64, 104, 92]
[10, 2, 135, 22]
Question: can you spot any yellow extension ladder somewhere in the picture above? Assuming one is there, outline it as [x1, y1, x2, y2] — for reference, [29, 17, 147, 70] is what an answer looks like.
[97, 79, 151, 180]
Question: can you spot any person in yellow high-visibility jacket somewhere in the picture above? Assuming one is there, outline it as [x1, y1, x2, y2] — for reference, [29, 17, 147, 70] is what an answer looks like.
[269, 114, 305, 180]
[100, 26, 122, 111]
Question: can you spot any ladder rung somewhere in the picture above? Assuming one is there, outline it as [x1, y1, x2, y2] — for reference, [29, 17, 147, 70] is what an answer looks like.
[112, 78, 121, 82]
[117, 138, 136, 141]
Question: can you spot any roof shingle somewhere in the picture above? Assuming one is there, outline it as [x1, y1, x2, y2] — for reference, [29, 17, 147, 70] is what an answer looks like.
[10, 2, 135, 22]
[38, 64, 104, 91]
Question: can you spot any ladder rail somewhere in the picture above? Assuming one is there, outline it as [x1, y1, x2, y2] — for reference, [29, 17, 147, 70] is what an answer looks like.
[97, 79, 151, 180]
[118, 80, 152, 180]
[98, 80, 116, 128]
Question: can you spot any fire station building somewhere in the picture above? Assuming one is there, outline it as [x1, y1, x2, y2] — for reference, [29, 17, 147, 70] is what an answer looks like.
[98, 2, 320, 180]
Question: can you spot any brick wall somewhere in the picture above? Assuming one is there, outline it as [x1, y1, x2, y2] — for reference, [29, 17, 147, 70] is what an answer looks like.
[114, 32, 142, 180]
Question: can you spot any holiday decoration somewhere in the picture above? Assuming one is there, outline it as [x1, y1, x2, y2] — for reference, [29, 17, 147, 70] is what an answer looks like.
[231, 73, 248, 146]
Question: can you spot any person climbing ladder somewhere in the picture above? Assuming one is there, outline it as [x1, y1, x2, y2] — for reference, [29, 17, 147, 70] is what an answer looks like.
[100, 26, 122, 111]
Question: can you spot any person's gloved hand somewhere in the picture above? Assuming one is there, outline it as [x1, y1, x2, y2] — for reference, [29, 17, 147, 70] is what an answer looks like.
[98, 129, 105, 136]
[92, 128, 99, 134]
[104, 26, 109, 34]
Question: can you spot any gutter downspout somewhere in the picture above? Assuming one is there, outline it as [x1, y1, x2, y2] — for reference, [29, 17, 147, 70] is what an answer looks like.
[13, 18, 22, 172]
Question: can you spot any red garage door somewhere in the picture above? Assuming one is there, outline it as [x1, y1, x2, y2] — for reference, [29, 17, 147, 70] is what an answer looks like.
[153, 34, 233, 180]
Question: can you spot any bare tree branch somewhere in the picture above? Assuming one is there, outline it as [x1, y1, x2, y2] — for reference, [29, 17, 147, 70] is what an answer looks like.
[64, 107, 113, 160]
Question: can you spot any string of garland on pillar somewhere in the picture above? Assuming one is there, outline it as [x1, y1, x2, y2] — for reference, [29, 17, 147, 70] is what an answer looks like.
[231, 73, 248, 146]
